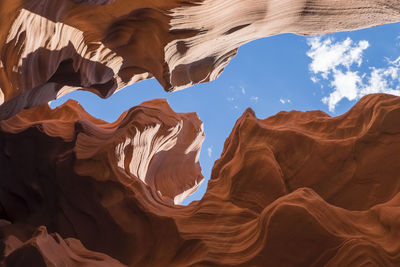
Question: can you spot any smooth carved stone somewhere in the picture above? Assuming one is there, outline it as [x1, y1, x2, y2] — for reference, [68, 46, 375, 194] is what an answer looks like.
[1, 94, 400, 266]
[73, 0, 116, 4]
[2, 226, 125, 267]
[0, 0, 399, 119]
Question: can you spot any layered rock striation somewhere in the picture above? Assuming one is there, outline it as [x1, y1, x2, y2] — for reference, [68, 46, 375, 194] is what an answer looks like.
[1, 94, 400, 266]
[1, 1, 400, 265]
[0, 0, 399, 119]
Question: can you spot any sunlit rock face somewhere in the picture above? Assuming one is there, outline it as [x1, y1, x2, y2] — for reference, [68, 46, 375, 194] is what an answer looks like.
[1, 94, 400, 266]
[0, 0, 399, 119]
[1, 0, 400, 266]
[0, 99, 204, 265]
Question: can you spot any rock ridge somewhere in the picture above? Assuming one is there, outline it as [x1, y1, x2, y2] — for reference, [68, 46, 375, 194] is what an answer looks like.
[1, 94, 400, 266]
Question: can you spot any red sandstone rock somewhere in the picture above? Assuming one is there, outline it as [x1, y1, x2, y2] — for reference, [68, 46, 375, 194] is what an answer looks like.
[2, 225, 125, 267]
[0, 1, 399, 119]
[1, 1, 400, 266]
[1, 94, 400, 266]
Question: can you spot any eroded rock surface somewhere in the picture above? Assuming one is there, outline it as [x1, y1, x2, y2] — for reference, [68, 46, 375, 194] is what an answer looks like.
[1, 94, 400, 266]
[0, 0, 399, 119]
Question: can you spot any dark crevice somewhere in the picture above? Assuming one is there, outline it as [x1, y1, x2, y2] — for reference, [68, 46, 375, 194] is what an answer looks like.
[224, 24, 251, 35]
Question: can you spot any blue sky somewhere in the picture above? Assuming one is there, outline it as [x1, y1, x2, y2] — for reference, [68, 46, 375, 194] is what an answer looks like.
[51, 22, 400, 205]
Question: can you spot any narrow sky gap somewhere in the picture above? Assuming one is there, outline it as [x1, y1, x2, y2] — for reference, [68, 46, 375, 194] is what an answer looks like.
[51, 22, 400, 205]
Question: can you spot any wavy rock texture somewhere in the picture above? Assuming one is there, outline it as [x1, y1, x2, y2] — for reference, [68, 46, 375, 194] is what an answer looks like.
[0, 0, 399, 118]
[1, 93, 400, 266]
[2, 224, 125, 267]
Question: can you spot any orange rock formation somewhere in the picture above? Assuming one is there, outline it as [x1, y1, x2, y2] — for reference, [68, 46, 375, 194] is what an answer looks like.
[0, 0, 399, 118]
[1, 94, 400, 266]
[1, 0, 400, 266]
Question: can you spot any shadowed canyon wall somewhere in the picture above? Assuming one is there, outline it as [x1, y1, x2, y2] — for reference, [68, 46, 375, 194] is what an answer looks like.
[1, 94, 400, 266]
[1, 0, 400, 266]
[0, 0, 399, 118]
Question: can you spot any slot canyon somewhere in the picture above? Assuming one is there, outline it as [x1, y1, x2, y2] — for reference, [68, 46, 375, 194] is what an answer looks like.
[1, 1, 400, 266]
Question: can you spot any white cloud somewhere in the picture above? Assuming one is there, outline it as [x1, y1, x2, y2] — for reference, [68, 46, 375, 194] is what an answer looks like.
[250, 96, 259, 102]
[280, 98, 291, 104]
[361, 65, 400, 97]
[207, 147, 212, 158]
[307, 36, 400, 112]
[323, 70, 362, 111]
[310, 76, 318, 83]
[307, 37, 369, 78]
[241, 86, 246, 95]
[227, 97, 234, 102]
